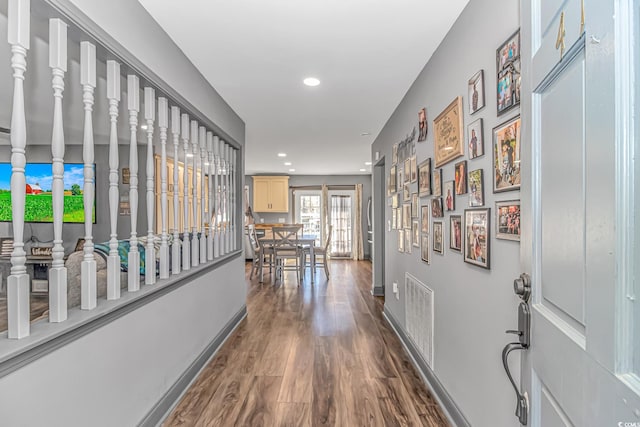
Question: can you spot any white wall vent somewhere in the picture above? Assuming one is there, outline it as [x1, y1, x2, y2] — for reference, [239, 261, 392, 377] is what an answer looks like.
[405, 273, 434, 369]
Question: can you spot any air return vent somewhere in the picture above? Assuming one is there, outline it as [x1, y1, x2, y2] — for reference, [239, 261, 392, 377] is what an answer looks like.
[405, 273, 434, 369]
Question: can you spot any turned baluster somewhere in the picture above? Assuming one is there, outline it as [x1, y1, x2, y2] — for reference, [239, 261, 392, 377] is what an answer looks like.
[127, 75, 140, 291]
[106, 60, 121, 300]
[213, 136, 220, 258]
[7, 0, 31, 338]
[181, 113, 191, 270]
[144, 87, 156, 285]
[199, 126, 207, 263]
[158, 97, 170, 279]
[190, 120, 199, 266]
[206, 131, 214, 261]
[48, 18, 68, 323]
[80, 41, 97, 310]
[171, 106, 181, 275]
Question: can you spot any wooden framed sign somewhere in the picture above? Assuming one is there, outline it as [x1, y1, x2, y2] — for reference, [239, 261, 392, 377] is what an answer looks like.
[433, 96, 464, 167]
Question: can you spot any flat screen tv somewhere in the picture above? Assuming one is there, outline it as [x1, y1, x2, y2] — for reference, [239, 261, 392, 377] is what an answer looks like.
[0, 163, 96, 224]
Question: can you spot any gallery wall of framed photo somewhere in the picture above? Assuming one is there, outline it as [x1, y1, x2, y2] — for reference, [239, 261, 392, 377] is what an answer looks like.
[370, 0, 522, 425]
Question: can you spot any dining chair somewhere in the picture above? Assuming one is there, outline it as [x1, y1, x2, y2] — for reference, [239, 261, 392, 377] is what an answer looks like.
[272, 225, 303, 284]
[248, 225, 275, 282]
[302, 224, 332, 279]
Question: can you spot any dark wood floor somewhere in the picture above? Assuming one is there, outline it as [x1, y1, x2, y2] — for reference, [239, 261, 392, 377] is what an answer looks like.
[163, 260, 450, 426]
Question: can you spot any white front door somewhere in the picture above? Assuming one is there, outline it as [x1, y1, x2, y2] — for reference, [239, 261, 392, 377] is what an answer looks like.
[520, 1, 640, 426]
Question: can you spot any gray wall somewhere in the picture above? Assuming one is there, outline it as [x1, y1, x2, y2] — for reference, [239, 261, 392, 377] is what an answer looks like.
[0, 258, 247, 426]
[371, 0, 522, 425]
[246, 174, 372, 259]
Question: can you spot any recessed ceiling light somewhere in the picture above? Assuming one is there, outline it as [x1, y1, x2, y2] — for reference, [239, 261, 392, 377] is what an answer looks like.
[365, 161, 372, 166]
[284, 162, 292, 166]
[289, 168, 296, 172]
[303, 77, 320, 87]
[359, 168, 366, 172]
[360, 132, 370, 136]
[277, 153, 287, 157]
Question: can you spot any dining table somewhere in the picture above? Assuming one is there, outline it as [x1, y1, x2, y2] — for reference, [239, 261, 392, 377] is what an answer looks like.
[257, 233, 319, 284]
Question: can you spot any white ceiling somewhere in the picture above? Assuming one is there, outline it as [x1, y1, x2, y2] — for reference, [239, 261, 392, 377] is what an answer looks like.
[138, 0, 469, 176]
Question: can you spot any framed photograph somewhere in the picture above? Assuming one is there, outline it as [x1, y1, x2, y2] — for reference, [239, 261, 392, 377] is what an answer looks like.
[444, 181, 455, 211]
[433, 168, 442, 197]
[391, 208, 397, 230]
[403, 203, 412, 230]
[392, 143, 398, 165]
[468, 70, 485, 114]
[497, 71, 514, 115]
[496, 29, 521, 115]
[431, 197, 444, 218]
[421, 206, 430, 233]
[410, 155, 418, 182]
[497, 29, 520, 74]
[468, 118, 484, 159]
[496, 200, 521, 241]
[122, 167, 130, 185]
[405, 229, 412, 254]
[403, 182, 411, 200]
[412, 220, 420, 247]
[454, 160, 468, 195]
[450, 215, 462, 252]
[389, 165, 397, 194]
[396, 208, 403, 230]
[398, 230, 404, 253]
[418, 159, 432, 197]
[0, 238, 14, 257]
[404, 159, 411, 184]
[392, 193, 400, 209]
[418, 108, 428, 142]
[434, 96, 464, 167]
[433, 221, 444, 254]
[493, 115, 521, 192]
[464, 208, 491, 269]
[411, 194, 419, 217]
[421, 233, 430, 264]
[468, 169, 484, 207]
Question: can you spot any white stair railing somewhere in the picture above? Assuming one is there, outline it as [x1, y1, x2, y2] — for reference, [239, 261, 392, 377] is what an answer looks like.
[48, 18, 68, 323]
[171, 106, 181, 275]
[106, 60, 121, 300]
[181, 113, 191, 271]
[7, 0, 31, 338]
[206, 131, 214, 261]
[190, 120, 199, 266]
[144, 87, 156, 285]
[158, 97, 170, 279]
[127, 75, 140, 291]
[80, 41, 97, 310]
[199, 126, 207, 263]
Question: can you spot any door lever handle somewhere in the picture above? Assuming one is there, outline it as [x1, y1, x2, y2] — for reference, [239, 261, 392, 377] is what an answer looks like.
[506, 329, 522, 336]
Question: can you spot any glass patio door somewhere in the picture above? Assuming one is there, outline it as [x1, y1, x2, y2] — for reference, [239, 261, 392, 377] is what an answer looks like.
[329, 191, 354, 258]
[294, 191, 322, 245]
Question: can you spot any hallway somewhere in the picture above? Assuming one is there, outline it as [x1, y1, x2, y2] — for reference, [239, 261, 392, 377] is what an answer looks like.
[164, 261, 449, 426]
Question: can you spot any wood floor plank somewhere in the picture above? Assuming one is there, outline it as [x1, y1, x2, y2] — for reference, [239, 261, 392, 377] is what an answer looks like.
[164, 261, 449, 427]
[234, 375, 283, 427]
[311, 336, 338, 425]
[277, 330, 314, 403]
[193, 374, 253, 427]
[275, 402, 311, 427]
